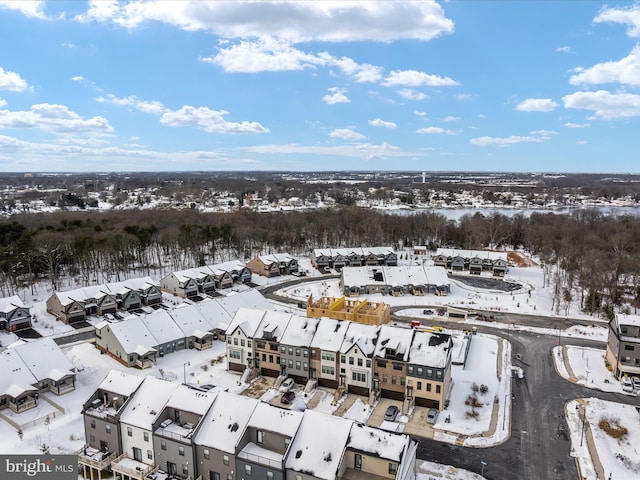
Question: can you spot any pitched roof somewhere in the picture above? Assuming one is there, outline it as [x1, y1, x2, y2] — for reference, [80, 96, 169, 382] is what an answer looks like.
[279, 315, 320, 348]
[97, 370, 145, 397]
[310, 317, 350, 351]
[374, 325, 414, 361]
[408, 331, 451, 368]
[119, 376, 180, 429]
[346, 422, 410, 462]
[10, 337, 75, 381]
[340, 322, 380, 355]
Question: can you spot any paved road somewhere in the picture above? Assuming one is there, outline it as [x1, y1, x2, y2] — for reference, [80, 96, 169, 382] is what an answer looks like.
[260, 277, 640, 479]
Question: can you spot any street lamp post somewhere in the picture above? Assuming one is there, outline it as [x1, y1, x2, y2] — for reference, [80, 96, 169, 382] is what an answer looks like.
[480, 461, 487, 477]
[183, 361, 190, 384]
[576, 403, 586, 446]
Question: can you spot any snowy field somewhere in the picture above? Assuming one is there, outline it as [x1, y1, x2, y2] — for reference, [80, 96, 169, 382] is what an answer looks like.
[0, 252, 636, 480]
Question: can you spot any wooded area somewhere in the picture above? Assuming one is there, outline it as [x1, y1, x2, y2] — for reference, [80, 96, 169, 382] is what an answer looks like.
[1, 207, 639, 319]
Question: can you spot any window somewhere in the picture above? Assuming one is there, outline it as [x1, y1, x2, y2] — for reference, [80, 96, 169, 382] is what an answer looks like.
[248, 340, 252, 348]
[143, 431, 149, 442]
[257, 430, 264, 445]
[389, 463, 397, 475]
[426, 383, 432, 392]
[341, 355, 346, 363]
[105, 425, 111, 434]
[303, 349, 308, 357]
[183, 464, 189, 475]
[89, 435, 95, 443]
[621, 326, 628, 334]
[392, 376, 397, 385]
[436, 385, 441, 394]
[161, 440, 167, 451]
[147, 450, 153, 460]
[417, 381, 422, 390]
[244, 465, 252, 476]
[296, 361, 301, 370]
[357, 358, 363, 366]
[427, 368, 433, 377]
[401, 377, 405, 386]
[322, 365, 335, 375]
[178, 446, 185, 456]
[303, 362, 308, 371]
[229, 350, 241, 360]
[288, 359, 294, 368]
[211, 473, 220, 480]
[296, 475, 302, 480]
[393, 362, 403, 371]
[625, 345, 635, 351]
[436, 370, 442, 379]
[227, 337, 231, 344]
[203, 448, 210, 459]
[223, 455, 230, 466]
[382, 374, 388, 383]
[227, 475, 233, 480]
[366, 359, 371, 368]
[269, 355, 274, 363]
[281, 346, 286, 353]
[267, 472, 274, 480]
[349, 357, 354, 365]
[288, 347, 294, 355]
[352, 372, 366, 382]
[262, 353, 266, 361]
[233, 338, 238, 345]
[90, 420, 96, 429]
[417, 367, 423, 376]
[407, 365, 414, 375]
[127, 427, 132, 437]
[257, 341, 265, 349]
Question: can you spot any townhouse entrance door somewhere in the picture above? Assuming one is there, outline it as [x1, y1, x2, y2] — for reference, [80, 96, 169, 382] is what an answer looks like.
[133, 447, 142, 462]
[167, 462, 177, 476]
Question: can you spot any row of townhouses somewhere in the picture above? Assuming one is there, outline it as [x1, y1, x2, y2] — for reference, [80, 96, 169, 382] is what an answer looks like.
[94, 289, 270, 369]
[311, 247, 398, 271]
[247, 253, 299, 277]
[79, 371, 417, 480]
[159, 260, 252, 298]
[0, 337, 76, 413]
[340, 265, 451, 297]
[226, 309, 453, 410]
[432, 248, 509, 277]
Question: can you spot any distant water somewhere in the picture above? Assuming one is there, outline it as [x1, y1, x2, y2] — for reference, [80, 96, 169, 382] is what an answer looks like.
[381, 205, 640, 222]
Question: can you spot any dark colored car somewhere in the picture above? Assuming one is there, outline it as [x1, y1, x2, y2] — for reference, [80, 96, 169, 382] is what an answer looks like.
[281, 391, 295, 404]
[384, 405, 399, 422]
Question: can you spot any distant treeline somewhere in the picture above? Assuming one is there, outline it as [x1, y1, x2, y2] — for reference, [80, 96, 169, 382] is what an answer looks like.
[1, 207, 639, 318]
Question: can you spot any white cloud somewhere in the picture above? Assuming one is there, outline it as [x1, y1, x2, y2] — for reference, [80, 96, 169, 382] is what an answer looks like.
[416, 126, 453, 134]
[0, 66, 29, 92]
[594, 4, 640, 38]
[0, 98, 5, 108]
[368, 118, 397, 129]
[160, 106, 269, 134]
[556, 45, 573, 53]
[62, 42, 77, 49]
[71, 76, 84, 82]
[329, 128, 365, 140]
[322, 87, 351, 105]
[478, 113, 487, 119]
[0, 103, 113, 136]
[456, 93, 473, 101]
[443, 116, 460, 122]
[243, 141, 408, 161]
[74, 1, 453, 42]
[382, 69, 459, 87]
[569, 45, 640, 86]
[515, 98, 558, 112]
[576, 140, 588, 145]
[413, 110, 427, 117]
[563, 90, 640, 119]
[564, 122, 591, 128]
[97, 94, 166, 115]
[0, 0, 46, 19]
[396, 89, 427, 100]
[529, 129, 559, 137]
[470, 135, 548, 147]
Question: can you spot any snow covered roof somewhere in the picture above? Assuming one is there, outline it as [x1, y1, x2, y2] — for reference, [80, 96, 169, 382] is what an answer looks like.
[279, 315, 320, 348]
[248, 401, 303, 437]
[285, 410, 353, 479]
[342, 265, 450, 288]
[0, 295, 26, 313]
[225, 307, 266, 337]
[255, 310, 293, 341]
[435, 248, 507, 261]
[10, 337, 75, 381]
[169, 303, 214, 337]
[314, 247, 394, 258]
[193, 298, 233, 331]
[346, 422, 409, 462]
[340, 323, 380, 356]
[374, 325, 414, 361]
[97, 370, 145, 397]
[408, 331, 451, 368]
[105, 276, 159, 294]
[164, 384, 217, 416]
[310, 318, 350, 351]
[0, 349, 38, 395]
[119, 376, 179, 430]
[215, 289, 271, 317]
[211, 260, 247, 273]
[193, 391, 259, 452]
[99, 316, 157, 354]
[257, 253, 295, 265]
[140, 309, 184, 345]
[617, 314, 640, 328]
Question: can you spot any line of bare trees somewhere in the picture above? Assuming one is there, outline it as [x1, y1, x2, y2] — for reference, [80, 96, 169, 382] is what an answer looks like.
[2, 207, 640, 318]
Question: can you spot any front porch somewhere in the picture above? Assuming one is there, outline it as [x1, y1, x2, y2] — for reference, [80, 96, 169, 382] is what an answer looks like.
[78, 446, 118, 480]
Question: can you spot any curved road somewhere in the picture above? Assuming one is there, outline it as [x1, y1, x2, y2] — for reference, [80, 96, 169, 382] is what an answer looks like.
[260, 277, 640, 479]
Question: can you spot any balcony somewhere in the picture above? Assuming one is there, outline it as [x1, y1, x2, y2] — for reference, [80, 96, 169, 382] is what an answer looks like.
[193, 341, 212, 351]
[136, 358, 155, 369]
[111, 453, 159, 480]
[10, 397, 37, 413]
[53, 383, 75, 395]
[237, 443, 283, 470]
[77, 446, 117, 471]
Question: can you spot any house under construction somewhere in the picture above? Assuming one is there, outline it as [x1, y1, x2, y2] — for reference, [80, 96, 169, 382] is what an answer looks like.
[306, 295, 390, 326]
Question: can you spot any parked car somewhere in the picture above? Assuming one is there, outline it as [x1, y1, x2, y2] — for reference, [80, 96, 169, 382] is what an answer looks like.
[426, 408, 438, 424]
[384, 405, 399, 422]
[621, 376, 634, 393]
[281, 391, 295, 404]
[633, 377, 640, 391]
[280, 378, 295, 392]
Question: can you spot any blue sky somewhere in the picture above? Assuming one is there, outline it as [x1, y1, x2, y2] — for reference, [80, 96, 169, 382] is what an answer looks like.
[1, 1, 640, 173]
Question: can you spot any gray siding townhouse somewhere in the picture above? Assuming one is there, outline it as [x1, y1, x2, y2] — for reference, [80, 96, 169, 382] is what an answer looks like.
[279, 316, 320, 384]
[0, 295, 32, 331]
[606, 314, 640, 379]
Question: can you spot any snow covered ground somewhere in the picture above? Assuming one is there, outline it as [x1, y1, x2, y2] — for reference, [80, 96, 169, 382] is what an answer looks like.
[1, 252, 636, 480]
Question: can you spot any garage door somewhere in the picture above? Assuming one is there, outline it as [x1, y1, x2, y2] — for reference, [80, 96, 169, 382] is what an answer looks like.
[415, 397, 439, 409]
[380, 389, 405, 401]
[347, 385, 369, 396]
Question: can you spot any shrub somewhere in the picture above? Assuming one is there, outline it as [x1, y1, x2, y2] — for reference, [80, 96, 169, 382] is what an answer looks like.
[599, 417, 628, 439]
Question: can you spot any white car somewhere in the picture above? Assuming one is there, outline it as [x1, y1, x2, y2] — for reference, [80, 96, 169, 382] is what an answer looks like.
[280, 378, 295, 392]
[621, 376, 634, 393]
[633, 377, 640, 392]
